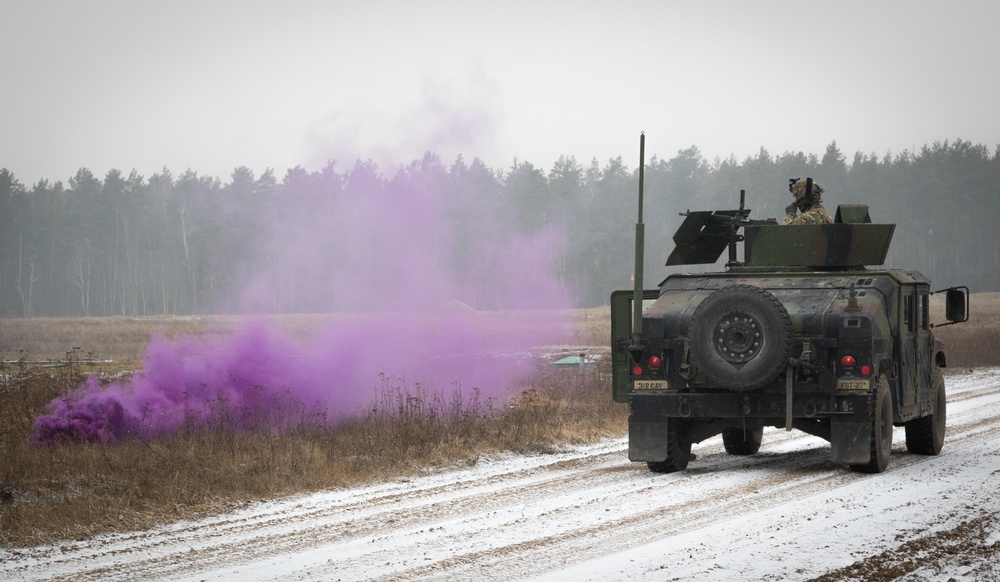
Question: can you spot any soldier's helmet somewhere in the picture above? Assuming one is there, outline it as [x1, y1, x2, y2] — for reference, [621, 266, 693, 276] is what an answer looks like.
[789, 178, 824, 202]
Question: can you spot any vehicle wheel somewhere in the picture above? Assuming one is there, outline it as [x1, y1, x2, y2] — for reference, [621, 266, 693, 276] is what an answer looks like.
[905, 367, 946, 455]
[851, 374, 893, 473]
[722, 424, 764, 455]
[688, 285, 793, 391]
[647, 422, 692, 473]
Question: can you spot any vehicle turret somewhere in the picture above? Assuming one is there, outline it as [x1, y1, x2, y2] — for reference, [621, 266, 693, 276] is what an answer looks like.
[666, 200, 895, 270]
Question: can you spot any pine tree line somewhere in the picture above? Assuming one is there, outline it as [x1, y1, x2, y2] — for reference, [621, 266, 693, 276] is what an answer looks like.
[1, 140, 997, 317]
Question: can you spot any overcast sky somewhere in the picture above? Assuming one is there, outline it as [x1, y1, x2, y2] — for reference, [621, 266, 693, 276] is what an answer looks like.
[3, 0, 998, 186]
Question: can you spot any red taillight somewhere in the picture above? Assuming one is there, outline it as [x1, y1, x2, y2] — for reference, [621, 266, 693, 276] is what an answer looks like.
[648, 355, 662, 369]
[633, 365, 643, 376]
[860, 365, 871, 376]
[840, 355, 856, 368]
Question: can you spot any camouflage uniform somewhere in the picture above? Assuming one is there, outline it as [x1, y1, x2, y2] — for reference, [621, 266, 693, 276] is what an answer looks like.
[782, 178, 833, 225]
[782, 204, 833, 225]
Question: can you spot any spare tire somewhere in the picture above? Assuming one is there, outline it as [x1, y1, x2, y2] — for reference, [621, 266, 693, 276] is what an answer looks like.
[688, 284, 792, 391]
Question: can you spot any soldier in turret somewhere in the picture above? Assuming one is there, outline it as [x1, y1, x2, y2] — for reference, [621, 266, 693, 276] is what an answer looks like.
[782, 178, 833, 225]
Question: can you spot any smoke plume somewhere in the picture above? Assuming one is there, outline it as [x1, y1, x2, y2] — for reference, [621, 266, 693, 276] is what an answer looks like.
[34, 147, 575, 444]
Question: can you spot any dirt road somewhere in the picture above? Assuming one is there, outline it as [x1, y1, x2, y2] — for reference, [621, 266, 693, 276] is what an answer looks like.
[4, 368, 999, 581]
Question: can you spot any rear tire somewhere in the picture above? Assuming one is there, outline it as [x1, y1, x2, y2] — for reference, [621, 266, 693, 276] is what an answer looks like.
[851, 374, 893, 474]
[647, 422, 692, 473]
[688, 285, 793, 391]
[722, 424, 764, 455]
[905, 367, 946, 455]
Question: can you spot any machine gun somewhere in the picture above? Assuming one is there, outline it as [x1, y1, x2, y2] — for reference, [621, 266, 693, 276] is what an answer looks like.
[666, 190, 778, 267]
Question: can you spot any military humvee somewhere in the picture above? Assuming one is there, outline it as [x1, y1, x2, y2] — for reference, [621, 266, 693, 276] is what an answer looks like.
[611, 171, 969, 474]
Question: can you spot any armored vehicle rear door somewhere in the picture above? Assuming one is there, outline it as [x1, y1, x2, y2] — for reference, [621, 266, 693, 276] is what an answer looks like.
[899, 287, 917, 408]
[898, 285, 931, 410]
[916, 286, 932, 406]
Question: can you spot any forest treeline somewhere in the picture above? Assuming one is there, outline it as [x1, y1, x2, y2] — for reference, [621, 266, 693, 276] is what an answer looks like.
[1, 139, 998, 318]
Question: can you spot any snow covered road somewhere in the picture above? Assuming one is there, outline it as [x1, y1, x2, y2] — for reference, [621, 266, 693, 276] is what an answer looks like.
[4, 368, 1000, 581]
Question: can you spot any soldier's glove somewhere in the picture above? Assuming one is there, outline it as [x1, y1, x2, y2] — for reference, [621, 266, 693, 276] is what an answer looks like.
[785, 202, 798, 216]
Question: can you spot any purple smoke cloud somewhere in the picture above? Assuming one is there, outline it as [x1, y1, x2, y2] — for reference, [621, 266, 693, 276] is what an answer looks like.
[34, 154, 576, 444]
[34, 310, 570, 444]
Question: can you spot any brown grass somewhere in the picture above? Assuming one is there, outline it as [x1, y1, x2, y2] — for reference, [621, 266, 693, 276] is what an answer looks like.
[0, 308, 608, 364]
[931, 292, 1000, 371]
[2, 366, 619, 546]
[0, 310, 620, 547]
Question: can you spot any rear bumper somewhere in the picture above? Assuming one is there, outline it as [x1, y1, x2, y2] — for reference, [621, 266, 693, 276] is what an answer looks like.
[628, 390, 868, 421]
[628, 390, 875, 464]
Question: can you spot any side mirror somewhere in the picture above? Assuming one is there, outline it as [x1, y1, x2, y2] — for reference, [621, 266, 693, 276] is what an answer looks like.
[945, 287, 969, 323]
[933, 286, 969, 327]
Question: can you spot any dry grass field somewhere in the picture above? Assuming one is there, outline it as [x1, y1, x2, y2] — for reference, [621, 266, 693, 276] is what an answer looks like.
[929, 292, 1000, 370]
[0, 296, 995, 547]
[0, 308, 618, 546]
